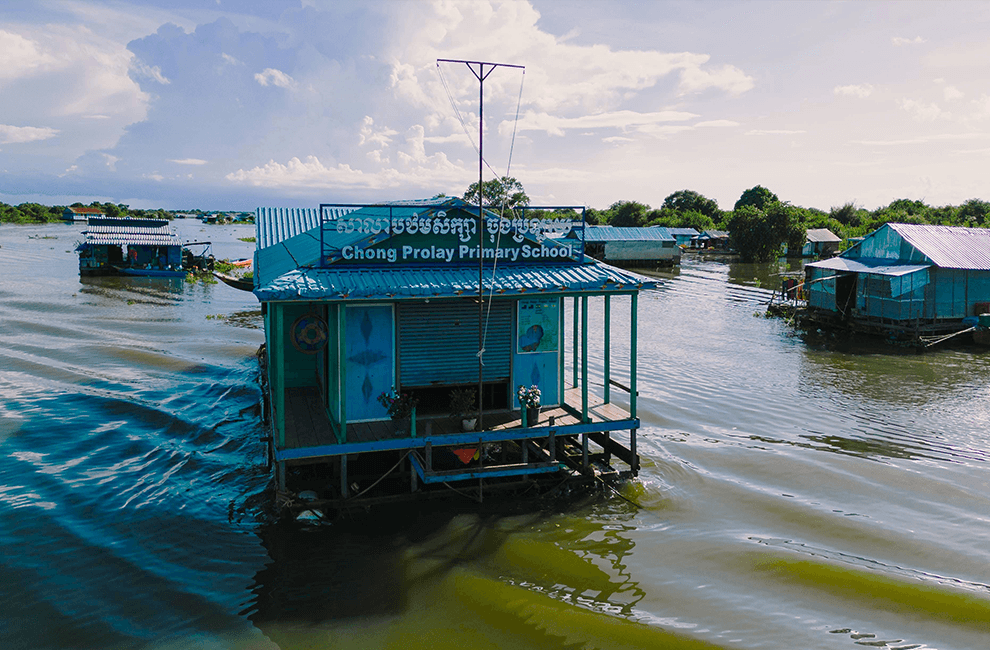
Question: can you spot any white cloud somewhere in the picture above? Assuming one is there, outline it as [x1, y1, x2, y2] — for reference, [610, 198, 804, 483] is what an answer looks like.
[677, 62, 754, 95]
[0, 29, 57, 81]
[358, 116, 399, 148]
[226, 156, 378, 189]
[0, 124, 59, 144]
[851, 133, 990, 146]
[254, 68, 295, 89]
[510, 109, 698, 137]
[834, 84, 874, 98]
[745, 129, 807, 136]
[169, 158, 208, 165]
[943, 86, 964, 101]
[694, 120, 739, 128]
[892, 36, 926, 46]
[131, 60, 170, 84]
[899, 98, 948, 121]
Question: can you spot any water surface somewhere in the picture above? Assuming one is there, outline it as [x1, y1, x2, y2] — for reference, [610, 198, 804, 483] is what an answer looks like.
[2, 223, 988, 649]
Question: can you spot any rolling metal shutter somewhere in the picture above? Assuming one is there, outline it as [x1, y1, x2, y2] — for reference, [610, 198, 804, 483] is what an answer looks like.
[398, 299, 512, 387]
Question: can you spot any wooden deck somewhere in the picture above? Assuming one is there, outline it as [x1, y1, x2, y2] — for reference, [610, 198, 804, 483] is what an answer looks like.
[281, 386, 633, 454]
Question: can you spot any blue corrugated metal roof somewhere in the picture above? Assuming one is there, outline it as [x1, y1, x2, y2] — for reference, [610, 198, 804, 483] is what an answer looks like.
[255, 262, 658, 302]
[666, 227, 700, 237]
[807, 257, 930, 276]
[82, 217, 180, 247]
[579, 225, 674, 242]
[256, 207, 323, 250]
[888, 223, 990, 270]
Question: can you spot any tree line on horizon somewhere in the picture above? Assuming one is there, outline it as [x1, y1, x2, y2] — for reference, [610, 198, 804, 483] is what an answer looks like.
[5, 183, 990, 263]
[459, 177, 990, 262]
[0, 200, 174, 224]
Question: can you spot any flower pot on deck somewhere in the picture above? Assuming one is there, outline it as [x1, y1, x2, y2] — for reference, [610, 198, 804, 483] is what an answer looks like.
[525, 406, 541, 426]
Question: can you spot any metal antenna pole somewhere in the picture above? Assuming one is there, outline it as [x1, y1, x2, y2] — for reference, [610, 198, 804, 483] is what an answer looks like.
[438, 58, 523, 432]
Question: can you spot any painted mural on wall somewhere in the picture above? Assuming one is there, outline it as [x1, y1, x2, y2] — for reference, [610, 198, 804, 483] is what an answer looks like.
[517, 297, 559, 353]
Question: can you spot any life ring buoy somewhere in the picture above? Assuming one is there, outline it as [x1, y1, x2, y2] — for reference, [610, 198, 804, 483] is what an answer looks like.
[291, 314, 328, 354]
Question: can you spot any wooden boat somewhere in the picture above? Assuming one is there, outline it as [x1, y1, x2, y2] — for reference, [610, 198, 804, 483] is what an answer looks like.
[213, 271, 253, 291]
[229, 258, 252, 268]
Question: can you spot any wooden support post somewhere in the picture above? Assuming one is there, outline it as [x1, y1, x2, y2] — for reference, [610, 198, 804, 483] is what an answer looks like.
[425, 441, 433, 472]
[411, 405, 417, 438]
[582, 433, 588, 470]
[604, 295, 611, 404]
[631, 427, 639, 475]
[340, 455, 348, 498]
[277, 461, 286, 491]
[572, 296, 578, 388]
[630, 292, 638, 420]
[410, 455, 418, 492]
[549, 429, 556, 462]
[581, 295, 589, 423]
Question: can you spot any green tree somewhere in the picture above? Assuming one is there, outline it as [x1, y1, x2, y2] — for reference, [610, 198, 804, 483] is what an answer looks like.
[661, 189, 721, 221]
[726, 201, 803, 262]
[609, 200, 650, 227]
[829, 202, 863, 227]
[957, 198, 990, 226]
[733, 185, 779, 212]
[463, 176, 529, 210]
[584, 207, 605, 225]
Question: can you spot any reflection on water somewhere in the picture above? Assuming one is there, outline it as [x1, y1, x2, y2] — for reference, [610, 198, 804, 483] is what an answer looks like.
[2, 225, 990, 650]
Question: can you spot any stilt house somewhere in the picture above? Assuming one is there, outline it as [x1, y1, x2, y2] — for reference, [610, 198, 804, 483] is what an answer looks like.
[76, 217, 183, 276]
[253, 199, 659, 507]
[804, 223, 990, 336]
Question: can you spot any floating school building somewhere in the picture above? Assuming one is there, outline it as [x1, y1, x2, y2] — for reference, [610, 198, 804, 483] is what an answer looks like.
[76, 217, 184, 277]
[253, 199, 659, 511]
[803, 223, 990, 341]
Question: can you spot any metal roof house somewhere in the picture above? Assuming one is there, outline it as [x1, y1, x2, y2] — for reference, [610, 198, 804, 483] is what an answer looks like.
[797, 228, 842, 258]
[564, 225, 680, 266]
[76, 217, 184, 277]
[691, 229, 730, 250]
[803, 223, 990, 340]
[665, 227, 700, 247]
[63, 206, 106, 222]
[254, 198, 659, 512]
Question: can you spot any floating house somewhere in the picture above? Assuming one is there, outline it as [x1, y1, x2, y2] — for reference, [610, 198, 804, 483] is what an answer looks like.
[803, 223, 990, 339]
[76, 217, 184, 277]
[665, 227, 700, 247]
[796, 228, 841, 258]
[691, 229, 730, 250]
[63, 206, 106, 222]
[565, 225, 679, 266]
[253, 199, 658, 511]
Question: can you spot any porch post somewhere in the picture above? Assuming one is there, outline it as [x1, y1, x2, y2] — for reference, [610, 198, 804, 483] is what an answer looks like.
[581, 295, 589, 422]
[572, 296, 579, 388]
[604, 295, 611, 404]
[630, 292, 638, 419]
[338, 304, 347, 443]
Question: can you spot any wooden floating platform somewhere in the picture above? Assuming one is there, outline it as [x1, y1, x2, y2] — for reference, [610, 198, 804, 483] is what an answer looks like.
[267, 385, 640, 514]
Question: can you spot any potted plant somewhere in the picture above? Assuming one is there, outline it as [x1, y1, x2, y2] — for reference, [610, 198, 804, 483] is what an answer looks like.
[378, 387, 418, 433]
[449, 387, 478, 431]
[517, 384, 541, 426]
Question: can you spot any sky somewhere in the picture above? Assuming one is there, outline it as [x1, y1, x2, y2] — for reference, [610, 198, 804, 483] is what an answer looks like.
[2, 0, 990, 213]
